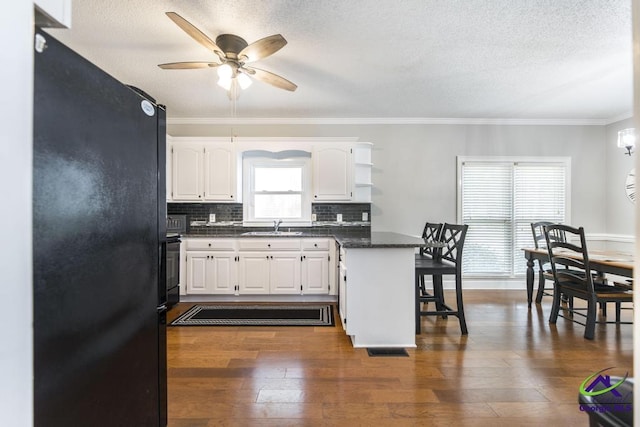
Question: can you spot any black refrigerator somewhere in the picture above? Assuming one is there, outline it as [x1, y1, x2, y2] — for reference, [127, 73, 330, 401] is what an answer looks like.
[33, 28, 168, 426]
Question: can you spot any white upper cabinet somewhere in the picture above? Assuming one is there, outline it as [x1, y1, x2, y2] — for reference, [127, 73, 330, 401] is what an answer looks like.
[204, 145, 236, 201]
[166, 138, 173, 202]
[168, 137, 371, 203]
[313, 145, 353, 201]
[169, 139, 237, 202]
[172, 143, 203, 200]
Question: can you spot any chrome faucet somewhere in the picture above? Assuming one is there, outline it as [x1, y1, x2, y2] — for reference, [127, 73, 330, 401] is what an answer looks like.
[274, 219, 283, 232]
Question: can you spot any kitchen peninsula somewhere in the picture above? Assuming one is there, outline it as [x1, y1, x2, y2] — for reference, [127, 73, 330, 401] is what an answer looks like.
[336, 232, 429, 348]
[179, 223, 430, 348]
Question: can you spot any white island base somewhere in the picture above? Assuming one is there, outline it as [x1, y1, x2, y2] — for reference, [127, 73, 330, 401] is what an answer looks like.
[339, 246, 416, 348]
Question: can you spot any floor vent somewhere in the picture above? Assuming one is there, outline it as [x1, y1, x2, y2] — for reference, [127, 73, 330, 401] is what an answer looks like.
[366, 348, 409, 357]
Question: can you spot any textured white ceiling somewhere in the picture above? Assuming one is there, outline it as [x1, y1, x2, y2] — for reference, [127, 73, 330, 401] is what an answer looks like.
[46, 0, 632, 122]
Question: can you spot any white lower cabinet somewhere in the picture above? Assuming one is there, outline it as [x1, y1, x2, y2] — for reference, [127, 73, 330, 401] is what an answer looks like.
[186, 251, 237, 295]
[238, 253, 271, 294]
[238, 239, 302, 294]
[268, 253, 302, 294]
[184, 237, 334, 296]
[302, 252, 329, 294]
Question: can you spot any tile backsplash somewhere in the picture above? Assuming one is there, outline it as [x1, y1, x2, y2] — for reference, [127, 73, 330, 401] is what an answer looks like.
[312, 203, 370, 222]
[167, 203, 243, 222]
[167, 202, 371, 223]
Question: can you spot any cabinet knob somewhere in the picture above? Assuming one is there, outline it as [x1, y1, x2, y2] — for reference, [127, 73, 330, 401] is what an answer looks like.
[198, 195, 201, 198]
[314, 243, 318, 247]
[266, 255, 269, 259]
[267, 244, 271, 247]
[208, 243, 211, 247]
[314, 195, 317, 198]
[230, 195, 233, 198]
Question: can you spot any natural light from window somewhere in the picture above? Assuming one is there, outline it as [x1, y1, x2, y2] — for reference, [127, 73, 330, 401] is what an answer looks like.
[243, 153, 312, 225]
[254, 167, 303, 219]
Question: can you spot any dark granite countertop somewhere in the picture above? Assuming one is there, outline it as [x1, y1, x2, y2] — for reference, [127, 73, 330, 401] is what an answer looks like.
[181, 229, 431, 249]
[335, 232, 430, 248]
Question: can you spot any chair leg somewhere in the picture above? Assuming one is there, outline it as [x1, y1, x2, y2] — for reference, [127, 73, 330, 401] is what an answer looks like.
[433, 275, 447, 319]
[584, 297, 597, 340]
[600, 301, 607, 317]
[419, 275, 426, 296]
[415, 272, 421, 335]
[535, 270, 545, 304]
[455, 273, 468, 335]
[549, 284, 561, 324]
[616, 302, 622, 323]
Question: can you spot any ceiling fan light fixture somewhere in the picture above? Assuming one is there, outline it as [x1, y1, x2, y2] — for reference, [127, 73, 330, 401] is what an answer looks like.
[217, 76, 232, 91]
[237, 73, 252, 90]
[217, 63, 233, 79]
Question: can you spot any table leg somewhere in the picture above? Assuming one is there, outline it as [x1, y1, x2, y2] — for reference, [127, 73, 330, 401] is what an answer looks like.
[526, 257, 534, 308]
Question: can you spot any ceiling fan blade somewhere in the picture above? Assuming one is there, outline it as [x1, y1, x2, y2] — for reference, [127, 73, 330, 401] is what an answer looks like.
[158, 61, 220, 69]
[165, 12, 225, 59]
[238, 34, 287, 63]
[242, 66, 297, 92]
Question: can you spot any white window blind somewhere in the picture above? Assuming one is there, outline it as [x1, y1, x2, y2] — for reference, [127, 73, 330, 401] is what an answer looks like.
[459, 158, 568, 277]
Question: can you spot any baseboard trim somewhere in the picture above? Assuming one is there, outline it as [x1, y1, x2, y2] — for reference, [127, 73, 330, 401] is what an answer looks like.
[179, 294, 338, 303]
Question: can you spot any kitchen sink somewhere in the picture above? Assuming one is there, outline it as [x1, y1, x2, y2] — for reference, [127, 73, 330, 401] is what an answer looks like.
[242, 231, 304, 236]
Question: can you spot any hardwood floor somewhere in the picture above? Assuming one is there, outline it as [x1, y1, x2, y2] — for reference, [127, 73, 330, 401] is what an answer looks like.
[166, 290, 633, 426]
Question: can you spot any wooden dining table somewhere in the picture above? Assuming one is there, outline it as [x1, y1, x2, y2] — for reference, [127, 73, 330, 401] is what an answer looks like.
[522, 247, 634, 307]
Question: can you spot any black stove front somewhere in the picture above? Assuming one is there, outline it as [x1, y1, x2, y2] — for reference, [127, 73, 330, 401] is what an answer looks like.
[166, 215, 185, 310]
[166, 234, 181, 309]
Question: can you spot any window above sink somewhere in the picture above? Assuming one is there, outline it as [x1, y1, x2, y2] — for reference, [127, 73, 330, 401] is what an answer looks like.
[242, 151, 312, 227]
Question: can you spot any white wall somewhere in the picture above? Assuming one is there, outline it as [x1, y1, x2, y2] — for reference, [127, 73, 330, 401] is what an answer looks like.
[2, 2, 33, 426]
[169, 122, 609, 237]
[605, 117, 636, 234]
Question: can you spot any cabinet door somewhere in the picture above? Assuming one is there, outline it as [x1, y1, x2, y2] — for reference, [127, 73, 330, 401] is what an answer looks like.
[338, 251, 348, 328]
[166, 139, 173, 201]
[238, 253, 270, 294]
[269, 252, 302, 294]
[172, 143, 203, 200]
[302, 252, 329, 294]
[313, 145, 352, 201]
[204, 144, 236, 201]
[186, 252, 211, 294]
[210, 252, 238, 294]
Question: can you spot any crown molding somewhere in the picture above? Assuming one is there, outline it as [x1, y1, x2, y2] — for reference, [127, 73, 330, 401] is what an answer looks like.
[603, 112, 633, 125]
[167, 116, 612, 126]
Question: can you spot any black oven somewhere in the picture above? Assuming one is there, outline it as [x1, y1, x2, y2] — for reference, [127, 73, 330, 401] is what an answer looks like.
[166, 215, 185, 310]
[166, 234, 181, 309]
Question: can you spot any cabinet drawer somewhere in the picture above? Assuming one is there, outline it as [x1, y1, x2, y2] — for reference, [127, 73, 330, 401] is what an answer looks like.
[238, 239, 301, 251]
[185, 239, 236, 251]
[302, 239, 330, 251]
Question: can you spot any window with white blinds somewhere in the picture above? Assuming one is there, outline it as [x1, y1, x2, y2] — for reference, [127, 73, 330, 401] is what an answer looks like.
[458, 157, 570, 277]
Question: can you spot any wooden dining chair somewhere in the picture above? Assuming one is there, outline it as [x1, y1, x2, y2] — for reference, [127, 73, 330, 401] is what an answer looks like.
[531, 221, 566, 304]
[544, 224, 633, 340]
[415, 223, 469, 335]
[416, 222, 443, 302]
